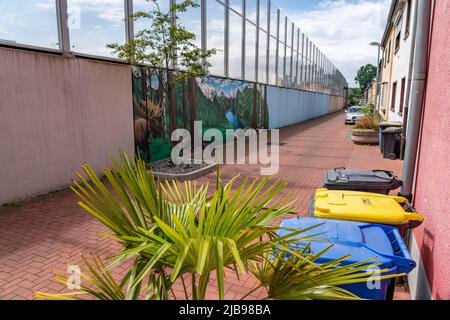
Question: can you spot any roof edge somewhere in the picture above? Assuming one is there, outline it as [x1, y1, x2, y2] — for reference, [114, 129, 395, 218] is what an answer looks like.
[381, 0, 399, 46]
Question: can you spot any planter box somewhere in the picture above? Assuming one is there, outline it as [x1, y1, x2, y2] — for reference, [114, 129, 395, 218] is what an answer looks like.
[351, 129, 379, 145]
[149, 159, 217, 182]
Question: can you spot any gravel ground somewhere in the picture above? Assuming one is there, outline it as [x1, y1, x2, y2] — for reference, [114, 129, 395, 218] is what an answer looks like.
[148, 159, 209, 175]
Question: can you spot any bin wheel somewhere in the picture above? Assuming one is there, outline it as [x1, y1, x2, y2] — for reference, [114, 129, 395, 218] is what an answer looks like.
[389, 153, 397, 160]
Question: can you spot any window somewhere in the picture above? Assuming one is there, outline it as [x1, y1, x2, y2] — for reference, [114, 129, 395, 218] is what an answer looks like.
[306, 39, 311, 87]
[68, 0, 126, 57]
[258, 30, 268, 83]
[0, 0, 59, 49]
[230, 0, 243, 14]
[286, 18, 293, 47]
[394, 15, 403, 53]
[405, 0, 412, 39]
[246, 0, 257, 24]
[300, 34, 306, 86]
[268, 36, 277, 85]
[278, 39, 286, 85]
[269, 4, 278, 38]
[130, 0, 170, 61]
[279, 14, 286, 44]
[293, 29, 299, 85]
[385, 41, 391, 66]
[391, 82, 397, 112]
[399, 78, 406, 115]
[178, 0, 201, 48]
[245, 22, 257, 82]
[259, 0, 269, 32]
[284, 21, 294, 86]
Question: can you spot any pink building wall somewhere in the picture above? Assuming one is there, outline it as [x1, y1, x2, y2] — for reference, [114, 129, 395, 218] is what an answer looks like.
[412, 1, 450, 300]
[0, 47, 134, 206]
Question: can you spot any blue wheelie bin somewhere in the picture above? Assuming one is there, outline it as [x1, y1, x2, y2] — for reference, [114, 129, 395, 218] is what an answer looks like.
[278, 218, 416, 300]
[379, 122, 403, 153]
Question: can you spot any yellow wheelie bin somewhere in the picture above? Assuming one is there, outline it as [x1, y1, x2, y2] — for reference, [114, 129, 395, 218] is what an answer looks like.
[309, 189, 424, 233]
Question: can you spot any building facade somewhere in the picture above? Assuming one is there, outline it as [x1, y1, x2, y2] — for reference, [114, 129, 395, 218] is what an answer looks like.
[0, 0, 347, 206]
[388, 0, 416, 122]
[366, 79, 377, 106]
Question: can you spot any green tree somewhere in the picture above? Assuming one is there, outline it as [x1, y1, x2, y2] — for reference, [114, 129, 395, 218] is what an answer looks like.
[355, 64, 377, 91]
[348, 87, 364, 106]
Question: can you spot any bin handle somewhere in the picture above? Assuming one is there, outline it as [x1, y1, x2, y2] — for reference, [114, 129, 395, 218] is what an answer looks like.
[354, 170, 400, 182]
[373, 170, 401, 181]
[403, 200, 415, 212]
[403, 201, 424, 226]
[332, 168, 398, 182]
[333, 173, 394, 182]
[328, 168, 349, 183]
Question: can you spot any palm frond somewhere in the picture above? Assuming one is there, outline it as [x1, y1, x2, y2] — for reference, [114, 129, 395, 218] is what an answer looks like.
[249, 249, 402, 300]
[36, 150, 399, 301]
[34, 256, 126, 300]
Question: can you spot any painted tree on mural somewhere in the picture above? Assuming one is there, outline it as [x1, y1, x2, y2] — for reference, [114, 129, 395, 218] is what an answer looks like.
[108, 0, 217, 153]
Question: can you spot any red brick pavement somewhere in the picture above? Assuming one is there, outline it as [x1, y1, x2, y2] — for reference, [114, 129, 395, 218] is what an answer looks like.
[0, 111, 409, 300]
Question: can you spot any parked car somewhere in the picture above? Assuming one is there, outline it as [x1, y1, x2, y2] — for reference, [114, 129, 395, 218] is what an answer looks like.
[345, 106, 365, 125]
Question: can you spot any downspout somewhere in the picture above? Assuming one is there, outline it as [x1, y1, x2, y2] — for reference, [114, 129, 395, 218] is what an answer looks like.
[400, 0, 433, 200]
[400, 0, 419, 160]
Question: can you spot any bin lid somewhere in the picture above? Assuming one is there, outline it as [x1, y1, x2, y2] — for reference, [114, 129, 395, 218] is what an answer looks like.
[278, 218, 416, 274]
[382, 127, 402, 134]
[313, 189, 424, 225]
[380, 121, 403, 128]
[325, 169, 402, 189]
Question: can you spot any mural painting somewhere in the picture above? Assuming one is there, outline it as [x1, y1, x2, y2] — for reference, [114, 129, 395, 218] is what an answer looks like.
[132, 66, 269, 163]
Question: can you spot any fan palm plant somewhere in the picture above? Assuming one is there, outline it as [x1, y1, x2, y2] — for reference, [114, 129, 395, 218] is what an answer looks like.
[35, 151, 400, 300]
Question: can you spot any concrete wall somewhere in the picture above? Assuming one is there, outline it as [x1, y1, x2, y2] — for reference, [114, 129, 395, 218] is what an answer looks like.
[267, 85, 344, 129]
[410, 1, 450, 300]
[0, 47, 134, 206]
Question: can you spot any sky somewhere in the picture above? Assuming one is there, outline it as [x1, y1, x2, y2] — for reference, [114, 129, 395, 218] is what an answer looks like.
[0, 0, 391, 86]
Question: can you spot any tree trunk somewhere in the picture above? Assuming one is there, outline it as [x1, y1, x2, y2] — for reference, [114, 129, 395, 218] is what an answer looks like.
[158, 69, 167, 143]
[143, 68, 150, 161]
[263, 84, 269, 129]
[182, 80, 188, 129]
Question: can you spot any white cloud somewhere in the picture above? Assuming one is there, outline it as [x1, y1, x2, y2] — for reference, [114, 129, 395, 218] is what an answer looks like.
[289, 0, 390, 86]
[98, 7, 126, 23]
